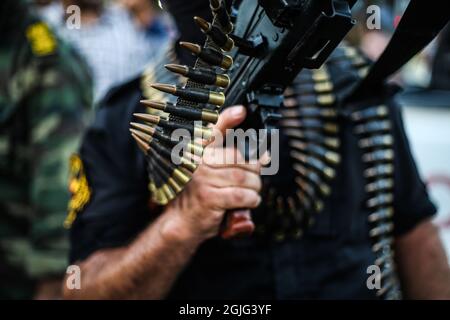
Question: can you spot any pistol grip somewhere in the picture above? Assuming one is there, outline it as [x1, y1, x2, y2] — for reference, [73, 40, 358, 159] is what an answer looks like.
[220, 209, 255, 239]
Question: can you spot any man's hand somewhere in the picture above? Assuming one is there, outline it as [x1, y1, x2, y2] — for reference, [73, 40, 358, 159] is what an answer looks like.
[64, 105, 267, 299]
[163, 105, 265, 242]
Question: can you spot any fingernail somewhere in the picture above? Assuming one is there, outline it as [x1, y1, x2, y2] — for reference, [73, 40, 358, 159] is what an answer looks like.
[231, 105, 244, 117]
[260, 151, 271, 166]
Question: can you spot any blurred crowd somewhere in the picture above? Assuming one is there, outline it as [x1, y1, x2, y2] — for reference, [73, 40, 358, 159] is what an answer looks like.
[0, 0, 448, 300]
[34, 0, 175, 102]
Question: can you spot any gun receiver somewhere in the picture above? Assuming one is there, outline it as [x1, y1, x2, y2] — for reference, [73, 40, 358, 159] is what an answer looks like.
[225, 0, 355, 130]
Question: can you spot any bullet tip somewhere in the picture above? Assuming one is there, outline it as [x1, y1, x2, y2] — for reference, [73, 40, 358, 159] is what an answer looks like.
[193, 16, 209, 32]
[164, 64, 188, 76]
[150, 83, 176, 94]
[179, 41, 201, 54]
[133, 113, 160, 124]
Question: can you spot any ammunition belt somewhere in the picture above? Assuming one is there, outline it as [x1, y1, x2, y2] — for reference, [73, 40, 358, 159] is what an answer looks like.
[134, 0, 234, 205]
[351, 104, 402, 300]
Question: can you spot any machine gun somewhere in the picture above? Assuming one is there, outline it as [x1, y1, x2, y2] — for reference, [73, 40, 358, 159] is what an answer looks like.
[130, 0, 357, 237]
[226, 0, 356, 131]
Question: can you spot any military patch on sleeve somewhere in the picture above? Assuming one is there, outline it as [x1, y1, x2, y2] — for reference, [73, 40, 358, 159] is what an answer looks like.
[26, 22, 57, 56]
[64, 154, 91, 228]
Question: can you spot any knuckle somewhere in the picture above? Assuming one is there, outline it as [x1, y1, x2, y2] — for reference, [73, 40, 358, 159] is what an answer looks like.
[249, 193, 261, 208]
[235, 150, 245, 163]
[212, 210, 224, 221]
[231, 189, 245, 203]
[231, 169, 246, 185]
[198, 187, 213, 203]
[255, 177, 263, 191]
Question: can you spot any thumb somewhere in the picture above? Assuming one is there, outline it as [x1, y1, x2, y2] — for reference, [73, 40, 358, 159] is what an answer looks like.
[214, 105, 246, 139]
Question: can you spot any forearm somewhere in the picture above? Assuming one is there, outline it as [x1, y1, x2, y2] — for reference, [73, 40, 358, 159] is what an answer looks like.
[395, 220, 450, 299]
[64, 209, 202, 299]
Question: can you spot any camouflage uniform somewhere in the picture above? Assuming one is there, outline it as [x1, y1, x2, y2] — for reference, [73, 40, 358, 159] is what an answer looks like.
[0, 1, 92, 299]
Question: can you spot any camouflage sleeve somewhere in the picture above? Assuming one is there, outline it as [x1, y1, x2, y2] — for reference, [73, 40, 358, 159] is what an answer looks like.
[23, 55, 92, 279]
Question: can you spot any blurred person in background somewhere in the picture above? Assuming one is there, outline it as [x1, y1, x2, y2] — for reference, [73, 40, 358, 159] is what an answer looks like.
[348, 0, 395, 60]
[0, 0, 92, 299]
[58, 0, 172, 103]
[430, 26, 450, 91]
[120, 0, 175, 54]
[32, 0, 64, 28]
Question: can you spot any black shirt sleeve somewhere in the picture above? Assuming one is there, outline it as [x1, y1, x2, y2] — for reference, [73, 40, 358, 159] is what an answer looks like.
[69, 78, 154, 263]
[390, 99, 437, 236]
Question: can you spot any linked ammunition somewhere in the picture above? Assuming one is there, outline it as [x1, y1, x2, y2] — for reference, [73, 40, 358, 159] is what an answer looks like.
[131, 128, 197, 172]
[290, 140, 340, 164]
[296, 189, 312, 212]
[298, 93, 336, 106]
[355, 120, 391, 135]
[283, 97, 298, 108]
[375, 250, 393, 267]
[130, 121, 204, 155]
[367, 193, 394, 208]
[282, 107, 337, 118]
[275, 196, 284, 215]
[369, 222, 394, 237]
[362, 149, 394, 163]
[293, 163, 331, 196]
[148, 147, 192, 185]
[380, 264, 394, 280]
[284, 128, 340, 149]
[372, 237, 394, 252]
[140, 99, 219, 123]
[295, 177, 323, 212]
[364, 163, 394, 178]
[180, 41, 233, 69]
[365, 178, 394, 193]
[209, 0, 233, 33]
[295, 81, 334, 94]
[295, 67, 330, 84]
[152, 140, 197, 173]
[281, 118, 339, 134]
[147, 157, 176, 200]
[328, 56, 369, 69]
[286, 196, 298, 216]
[130, 128, 152, 145]
[351, 105, 388, 122]
[368, 207, 394, 223]
[358, 67, 370, 78]
[165, 64, 230, 88]
[359, 134, 393, 149]
[194, 16, 234, 51]
[130, 131, 150, 153]
[376, 278, 395, 298]
[133, 113, 213, 140]
[330, 46, 358, 61]
[291, 150, 335, 179]
[151, 83, 225, 106]
[312, 70, 329, 82]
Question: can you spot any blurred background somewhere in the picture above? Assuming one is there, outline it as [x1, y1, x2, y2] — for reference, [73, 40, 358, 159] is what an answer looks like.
[0, 0, 449, 299]
[34, 0, 176, 102]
